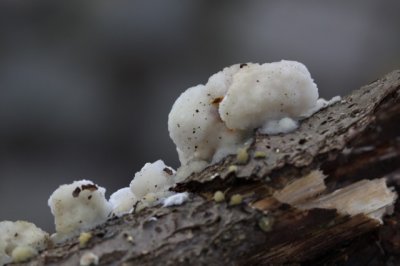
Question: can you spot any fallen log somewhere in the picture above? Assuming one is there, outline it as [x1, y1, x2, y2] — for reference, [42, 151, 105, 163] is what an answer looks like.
[15, 70, 400, 265]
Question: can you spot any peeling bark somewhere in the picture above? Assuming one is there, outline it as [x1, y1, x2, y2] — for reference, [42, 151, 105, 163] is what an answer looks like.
[13, 70, 400, 266]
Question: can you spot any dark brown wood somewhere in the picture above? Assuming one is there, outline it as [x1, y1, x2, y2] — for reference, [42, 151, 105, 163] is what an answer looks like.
[14, 70, 400, 266]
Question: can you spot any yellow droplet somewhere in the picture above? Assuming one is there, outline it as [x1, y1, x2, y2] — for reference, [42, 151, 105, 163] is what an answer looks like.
[79, 232, 92, 248]
[11, 246, 37, 263]
[229, 194, 243, 206]
[228, 165, 238, 174]
[236, 148, 249, 164]
[254, 151, 267, 159]
[258, 216, 274, 232]
[214, 191, 225, 203]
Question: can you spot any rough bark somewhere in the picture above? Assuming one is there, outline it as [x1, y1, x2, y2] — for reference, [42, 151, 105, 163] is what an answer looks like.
[14, 70, 400, 266]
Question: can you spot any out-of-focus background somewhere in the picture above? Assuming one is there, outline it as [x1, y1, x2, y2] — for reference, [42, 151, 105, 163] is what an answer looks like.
[0, 0, 399, 232]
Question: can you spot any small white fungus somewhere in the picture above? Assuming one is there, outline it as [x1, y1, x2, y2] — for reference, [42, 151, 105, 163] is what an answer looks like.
[130, 160, 175, 202]
[162, 192, 189, 207]
[80, 252, 99, 266]
[260, 117, 299, 135]
[0, 221, 49, 265]
[219, 61, 318, 130]
[48, 180, 112, 240]
[301, 95, 342, 118]
[109, 187, 137, 216]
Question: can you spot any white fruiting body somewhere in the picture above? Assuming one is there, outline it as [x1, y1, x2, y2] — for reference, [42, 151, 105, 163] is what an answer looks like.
[48, 180, 112, 238]
[260, 117, 299, 135]
[162, 192, 189, 207]
[0, 221, 49, 265]
[109, 187, 137, 216]
[130, 160, 175, 201]
[219, 61, 318, 130]
[168, 60, 331, 178]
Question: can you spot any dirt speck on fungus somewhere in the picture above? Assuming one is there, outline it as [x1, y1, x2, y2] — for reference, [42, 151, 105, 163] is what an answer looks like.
[211, 97, 224, 105]
[81, 184, 98, 192]
[163, 168, 174, 175]
[73, 187, 81, 198]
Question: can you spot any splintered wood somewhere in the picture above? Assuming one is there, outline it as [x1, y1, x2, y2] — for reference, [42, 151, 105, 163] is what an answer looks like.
[272, 171, 397, 223]
[297, 178, 397, 223]
[273, 170, 327, 204]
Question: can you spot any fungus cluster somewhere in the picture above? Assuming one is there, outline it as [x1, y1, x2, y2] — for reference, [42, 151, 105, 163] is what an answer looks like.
[0, 60, 342, 264]
[47, 160, 177, 242]
[168, 60, 339, 177]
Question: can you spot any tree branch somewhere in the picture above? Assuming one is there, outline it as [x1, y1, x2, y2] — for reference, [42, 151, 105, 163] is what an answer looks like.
[16, 70, 400, 266]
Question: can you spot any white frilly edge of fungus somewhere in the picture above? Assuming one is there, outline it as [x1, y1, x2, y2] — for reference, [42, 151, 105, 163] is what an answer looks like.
[162, 192, 189, 207]
[47, 180, 112, 242]
[109, 187, 137, 217]
[260, 117, 299, 135]
[0, 221, 49, 265]
[168, 60, 341, 179]
[300, 95, 342, 118]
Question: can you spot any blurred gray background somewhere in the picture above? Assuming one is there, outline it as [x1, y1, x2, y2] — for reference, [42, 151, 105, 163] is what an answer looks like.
[0, 0, 399, 232]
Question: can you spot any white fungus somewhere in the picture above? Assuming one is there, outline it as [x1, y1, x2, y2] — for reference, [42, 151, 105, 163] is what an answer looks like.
[80, 252, 99, 266]
[169, 60, 337, 179]
[219, 61, 318, 130]
[301, 95, 342, 118]
[129, 160, 175, 202]
[0, 221, 49, 265]
[109, 187, 137, 216]
[48, 180, 112, 240]
[162, 192, 189, 207]
[168, 84, 243, 167]
[260, 117, 299, 135]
